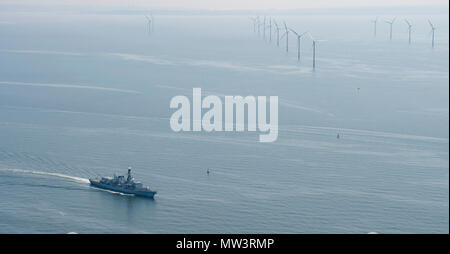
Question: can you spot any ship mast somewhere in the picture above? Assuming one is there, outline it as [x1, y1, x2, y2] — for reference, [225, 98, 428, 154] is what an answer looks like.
[127, 167, 132, 182]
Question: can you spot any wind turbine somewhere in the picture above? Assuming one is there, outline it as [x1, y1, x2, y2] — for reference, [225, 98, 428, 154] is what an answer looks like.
[249, 17, 257, 33]
[385, 17, 396, 40]
[280, 21, 289, 52]
[371, 17, 378, 37]
[150, 14, 155, 32]
[263, 16, 266, 40]
[428, 19, 436, 48]
[289, 28, 308, 61]
[273, 20, 281, 47]
[309, 33, 327, 70]
[144, 15, 152, 35]
[257, 16, 261, 36]
[405, 19, 412, 44]
[267, 17, 272, 42]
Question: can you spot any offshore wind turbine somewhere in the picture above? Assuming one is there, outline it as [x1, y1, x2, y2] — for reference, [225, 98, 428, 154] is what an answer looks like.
[404, 19, 412, 44]
[249, 17, 257, 33]
[428, 19, 436, 48]
[280, 21, 289, 52]
[144, 15, 152, 35]
[268, 17, 272, 42]
[385, 17, 396, 40]
[263, 16, 267, 40]
[257, 16, 261, 36]
[151, 14, 155, 32]
[371, 17, 378, 37]
[309, 34, 326, 70]
[289, 28, 308, 61]
[273, 20, 281, 47]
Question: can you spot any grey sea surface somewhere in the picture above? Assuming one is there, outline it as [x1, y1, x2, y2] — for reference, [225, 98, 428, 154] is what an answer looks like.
[0, 10, 448, 233]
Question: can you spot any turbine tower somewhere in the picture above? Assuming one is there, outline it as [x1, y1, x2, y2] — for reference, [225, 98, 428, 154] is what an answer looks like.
[309, 34, 326, 71]
[273, 20, 281, 47]
[280, 21, 289, 53]
[371, 17, 378, 37]
[151, 14, 154, 32]
[268, 17, 272, 42]
[263, 16, 266, 40]
[289, 28, 308, 61]
[405, 19, 412, 44]
[250, 17, 257, 33]
[144, 15, 152, 35]
[385, 17, 396, 40]
[256, 16, 261, 36]
[428, 19, 436, 48]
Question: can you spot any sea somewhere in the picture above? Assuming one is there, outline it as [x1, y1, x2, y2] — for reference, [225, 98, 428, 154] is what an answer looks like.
[0, 7, 448, 233]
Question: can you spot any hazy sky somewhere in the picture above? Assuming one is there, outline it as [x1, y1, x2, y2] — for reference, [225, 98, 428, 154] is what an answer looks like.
[3, 0, 449, 10]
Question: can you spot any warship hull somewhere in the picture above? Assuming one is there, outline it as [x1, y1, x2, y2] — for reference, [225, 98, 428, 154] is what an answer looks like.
[90, 179, 156, 198]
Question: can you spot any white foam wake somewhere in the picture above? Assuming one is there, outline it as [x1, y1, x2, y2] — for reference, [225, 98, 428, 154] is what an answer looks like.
[0, 81, 141, 94]
[0, 49, 84, 56]
[0, 168, 90, 184]
[90, 186, 135, 196]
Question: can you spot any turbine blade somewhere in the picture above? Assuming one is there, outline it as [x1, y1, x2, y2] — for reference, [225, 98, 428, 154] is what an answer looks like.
[289, 28, 298, 36]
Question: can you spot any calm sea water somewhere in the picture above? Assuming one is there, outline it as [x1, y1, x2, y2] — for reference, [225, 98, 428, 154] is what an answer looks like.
[0, 10, 448, 233]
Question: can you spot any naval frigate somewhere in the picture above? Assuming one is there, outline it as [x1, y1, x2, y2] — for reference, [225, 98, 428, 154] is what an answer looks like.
[89, 167, 157, 198]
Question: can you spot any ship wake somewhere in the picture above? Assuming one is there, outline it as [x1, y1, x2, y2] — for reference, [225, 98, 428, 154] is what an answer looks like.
[90, 186, 135, 196]
[0, 168, 90, 184]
